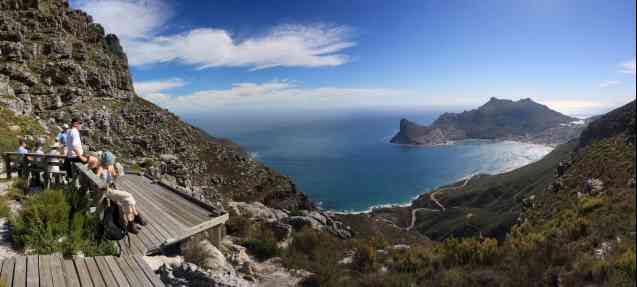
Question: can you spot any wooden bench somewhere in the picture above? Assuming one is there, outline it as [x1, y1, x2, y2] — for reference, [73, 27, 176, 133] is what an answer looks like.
[3, 152, 68, 190]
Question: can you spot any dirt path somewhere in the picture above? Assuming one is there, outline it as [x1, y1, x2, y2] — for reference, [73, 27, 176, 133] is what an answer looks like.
[0, 178, 21, 260]
[405, 208, 439, 230]
[428, 176, 472, 212]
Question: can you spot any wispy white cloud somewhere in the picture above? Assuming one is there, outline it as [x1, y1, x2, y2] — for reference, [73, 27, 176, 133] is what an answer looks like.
[598, 80, 621, 88]
[134, 78, 186, 106]
[619, 58, 636, 75]
[135, 80, 418, 112]
[73, 0, 170, 40]
[73, 0, 355, 70]
[134, 78, 186, 94]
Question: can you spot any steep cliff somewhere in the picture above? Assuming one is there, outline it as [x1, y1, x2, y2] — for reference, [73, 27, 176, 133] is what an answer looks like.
[0, 0, 311, 210]
[391, 97, 582, 146]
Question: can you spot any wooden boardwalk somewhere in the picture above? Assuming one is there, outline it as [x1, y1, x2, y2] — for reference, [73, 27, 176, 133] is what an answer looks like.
[0, 254, 165, 287]
[115, 174, 228, 255]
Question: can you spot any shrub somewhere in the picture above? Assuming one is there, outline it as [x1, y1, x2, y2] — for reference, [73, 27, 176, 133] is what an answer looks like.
[573, 254, 609, 283]
[11, 189, 117, 256]
[283, 228, 346, 287]
[439, 237, 499, 267]
[352, 242, 377, 272]
[610, 247, 636, 283]
[0, 196, 10, 218]
[287, 209, 304, 217]
[440, 268, 471, 287]
[578, 196, 606, 213]
[242, 239, 280, 261]
[241, 224, 281, 260]
[389, 244, 440, 278]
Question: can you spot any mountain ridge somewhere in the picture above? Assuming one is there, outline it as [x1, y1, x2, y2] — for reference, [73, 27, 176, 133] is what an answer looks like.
[391, 97, 583, 146]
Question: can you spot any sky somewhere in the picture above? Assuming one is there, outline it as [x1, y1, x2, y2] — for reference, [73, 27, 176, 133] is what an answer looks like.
[70, 0, 636, 117]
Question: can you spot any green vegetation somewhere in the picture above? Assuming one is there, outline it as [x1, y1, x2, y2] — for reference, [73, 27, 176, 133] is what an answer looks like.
[240, 224, 281, 261]
[0, 106, 47, 153]
[413, 140, 577, 240]
[10, 188, 117, 256]
[0, 195, 10, 218]
[281, 103, 637, 287]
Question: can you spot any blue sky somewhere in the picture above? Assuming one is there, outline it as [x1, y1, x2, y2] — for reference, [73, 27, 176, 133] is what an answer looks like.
[71, 0, 635, 116]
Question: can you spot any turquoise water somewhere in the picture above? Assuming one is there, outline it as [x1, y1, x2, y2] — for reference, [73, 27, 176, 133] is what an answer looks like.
[189, 110, 552, 212]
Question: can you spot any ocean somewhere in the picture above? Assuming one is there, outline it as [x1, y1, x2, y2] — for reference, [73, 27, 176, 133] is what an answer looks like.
[188, 110, 553, 212]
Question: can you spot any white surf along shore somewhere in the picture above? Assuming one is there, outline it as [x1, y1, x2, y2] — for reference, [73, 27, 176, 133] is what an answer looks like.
[328, 139, 554, 215]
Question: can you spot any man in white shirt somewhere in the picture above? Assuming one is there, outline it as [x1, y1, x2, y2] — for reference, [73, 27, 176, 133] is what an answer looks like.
[64, 117, 87, 179]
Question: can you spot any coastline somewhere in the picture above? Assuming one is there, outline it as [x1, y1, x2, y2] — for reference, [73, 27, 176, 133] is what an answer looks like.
[327, 140, 555, 215]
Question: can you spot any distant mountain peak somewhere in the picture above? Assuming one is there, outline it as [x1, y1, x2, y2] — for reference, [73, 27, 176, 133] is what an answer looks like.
[391, 98, 581, 146]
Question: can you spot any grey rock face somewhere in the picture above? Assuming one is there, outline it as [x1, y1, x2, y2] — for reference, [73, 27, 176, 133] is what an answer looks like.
[0, 0, 311, 211]
[159, 262, 254, 287]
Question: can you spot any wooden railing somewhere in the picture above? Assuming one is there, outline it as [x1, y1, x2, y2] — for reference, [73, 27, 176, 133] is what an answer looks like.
[3, 152, 66, 179]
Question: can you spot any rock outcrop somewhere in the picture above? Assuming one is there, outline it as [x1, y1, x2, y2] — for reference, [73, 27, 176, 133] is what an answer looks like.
[390, 97, 584, 146]
[0, 0, 310, 210]
[228, 201, 352, 239]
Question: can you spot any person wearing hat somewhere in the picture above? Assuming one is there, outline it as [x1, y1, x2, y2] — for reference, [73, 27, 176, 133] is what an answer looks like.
[47, 142, 65, 185]
[64, 117, 86, 179]
[56, 124, 69, 147]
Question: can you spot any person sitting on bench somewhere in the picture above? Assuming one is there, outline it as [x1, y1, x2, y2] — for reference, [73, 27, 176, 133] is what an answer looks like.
[85, 152, 146, 234]
[15, 138, 29, 176]
[47, 143, 65, 185]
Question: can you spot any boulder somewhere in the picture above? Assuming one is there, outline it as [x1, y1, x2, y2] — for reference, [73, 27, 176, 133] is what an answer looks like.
[268, 222, 292, 241]
[228, 202, 287, 223]
[281, 216, 321, 231]
[194, 240, 232, 272]
[159, 262, 254, 287]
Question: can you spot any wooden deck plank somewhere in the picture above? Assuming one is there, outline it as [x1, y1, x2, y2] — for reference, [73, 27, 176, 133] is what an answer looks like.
[25, 256, 38, 287]
[117, 178, 193, 226]
[103, 257, 130, 287]
[1, 258, 15, 287]
[122, 257, 153, 287]
[135, 175, 212, 220]
[131, 256, 165, 287]
[116, 180, 183, 238]
[94, 257, 118, 287]
[62, 260, 81, 287]
[119, 178, 188, 231]
[13, 256, 26, 287]
[38, 256, 53, 287]
[84, 258, 106, 287]
[136, 228, 161, 251]
[122, 175, 208, 224]
[131, 178, 207, 225]
[144, 219, 173, 243]
[71, 258, 94, 287]
[140, 222, 167, 247]
[129, 233, 148, 255]
[114, 257, 143, 287]
[50, 255, 66, 287]
[132, 228, 156, 251]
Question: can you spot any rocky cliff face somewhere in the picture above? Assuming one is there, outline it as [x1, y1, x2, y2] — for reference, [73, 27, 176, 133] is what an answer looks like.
[0, 0, 311, 210]
[390, 97, 582, 146]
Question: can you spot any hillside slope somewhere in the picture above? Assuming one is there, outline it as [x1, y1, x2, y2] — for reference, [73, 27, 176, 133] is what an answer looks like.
[411, 139, 576, 240]
[391, 97, 583, 146]
[0, 0, 310, 210]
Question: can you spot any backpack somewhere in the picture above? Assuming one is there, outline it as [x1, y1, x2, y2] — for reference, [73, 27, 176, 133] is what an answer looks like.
[102, 201, 128, 241]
